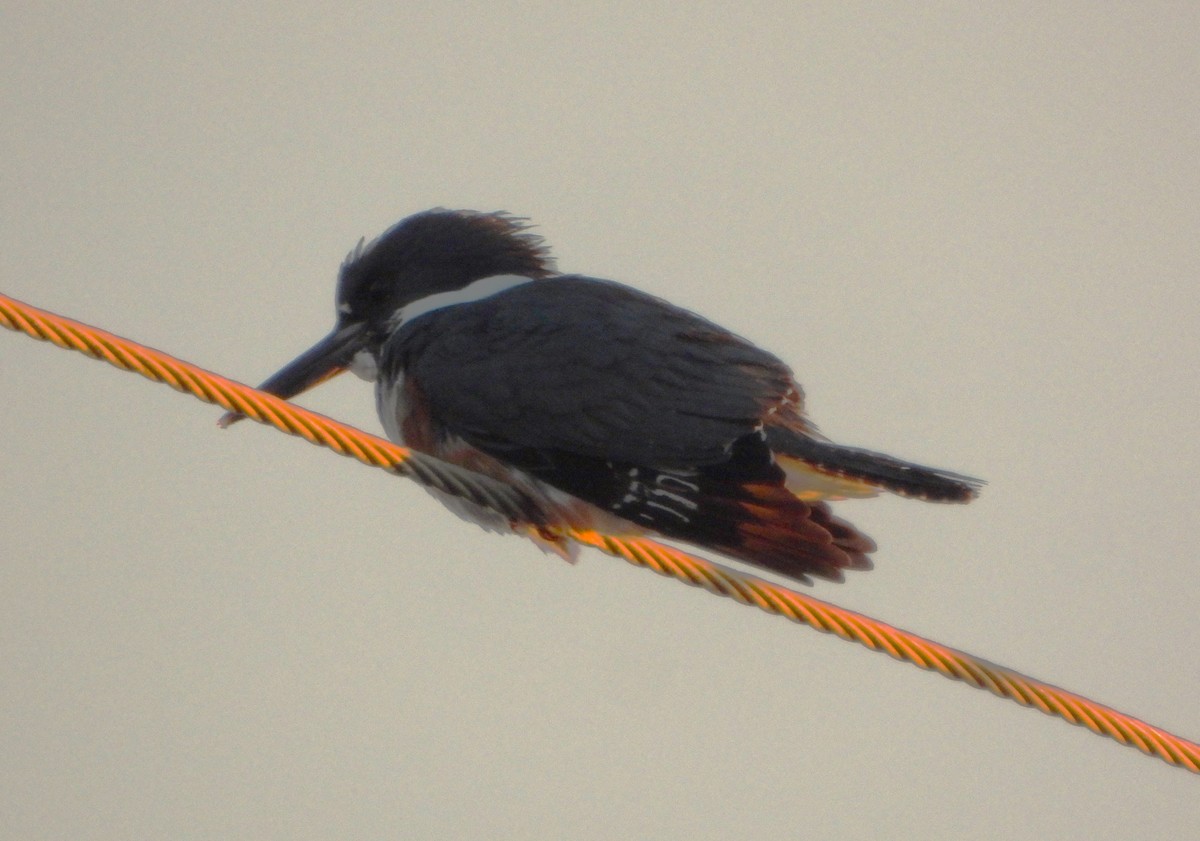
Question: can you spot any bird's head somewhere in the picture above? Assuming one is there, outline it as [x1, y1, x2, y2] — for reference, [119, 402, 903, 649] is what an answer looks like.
[220, 209, 554, 426]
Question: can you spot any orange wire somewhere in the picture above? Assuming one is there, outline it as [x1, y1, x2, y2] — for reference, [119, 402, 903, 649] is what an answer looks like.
[2, 289, 1197, 776]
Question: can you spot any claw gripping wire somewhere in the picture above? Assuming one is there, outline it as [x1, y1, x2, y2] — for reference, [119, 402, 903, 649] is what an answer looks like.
[2, 290, 1197, 775]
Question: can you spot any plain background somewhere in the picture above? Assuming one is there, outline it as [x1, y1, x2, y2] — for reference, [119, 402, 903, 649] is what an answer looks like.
[3, 3, 1197, 838]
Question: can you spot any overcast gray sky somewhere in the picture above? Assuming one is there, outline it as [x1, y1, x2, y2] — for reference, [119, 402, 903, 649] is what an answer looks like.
[3, 3, 1198, 838]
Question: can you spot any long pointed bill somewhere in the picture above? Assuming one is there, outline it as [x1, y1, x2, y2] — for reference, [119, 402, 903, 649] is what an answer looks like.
[218, 321, 368, 428]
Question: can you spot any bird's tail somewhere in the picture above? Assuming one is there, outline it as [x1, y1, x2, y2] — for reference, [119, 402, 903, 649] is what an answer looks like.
[766, 426, 983, 503]
[656, 428, 981, 583]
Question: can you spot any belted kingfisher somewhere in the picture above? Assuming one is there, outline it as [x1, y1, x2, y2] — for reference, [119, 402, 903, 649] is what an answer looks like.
[223, 209, 980, 584]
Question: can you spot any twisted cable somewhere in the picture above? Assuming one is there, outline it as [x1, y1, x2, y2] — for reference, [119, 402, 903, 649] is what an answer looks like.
[2, 290, 1196, 775]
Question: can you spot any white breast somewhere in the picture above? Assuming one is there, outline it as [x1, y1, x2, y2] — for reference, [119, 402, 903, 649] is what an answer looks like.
[375, 371, 407, 445]
[349, 348, 378, 382]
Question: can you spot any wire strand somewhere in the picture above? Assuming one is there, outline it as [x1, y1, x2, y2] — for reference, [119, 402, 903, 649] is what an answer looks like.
[2, 290, 1196, 775]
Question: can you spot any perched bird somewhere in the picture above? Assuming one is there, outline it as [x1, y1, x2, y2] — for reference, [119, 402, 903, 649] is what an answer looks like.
[222, 209, 980, 584]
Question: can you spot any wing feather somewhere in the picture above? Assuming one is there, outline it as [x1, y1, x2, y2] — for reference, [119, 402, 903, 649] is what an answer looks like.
[383, 276, 797, 467]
